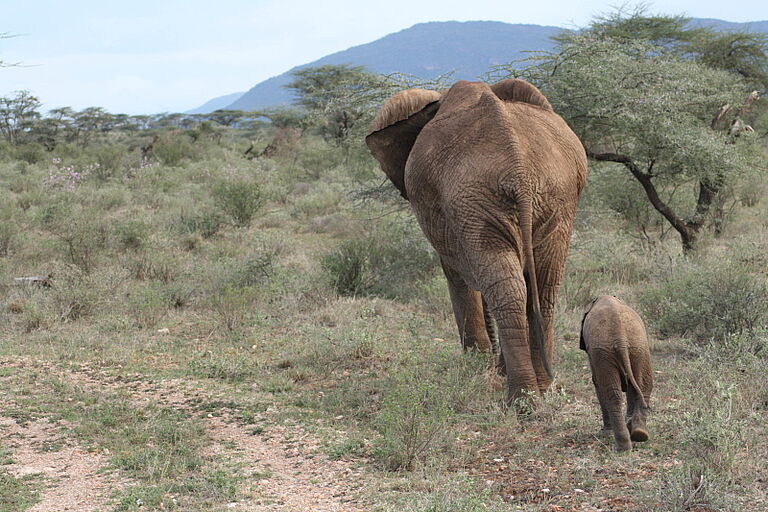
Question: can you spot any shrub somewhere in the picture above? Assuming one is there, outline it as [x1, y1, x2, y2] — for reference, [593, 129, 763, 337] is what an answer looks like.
[114, 220, 151, 251]
[322, 220, 438, 300]
[322, 237, 369, 296]
[208, 285, 259, 332]
[53, 217, 109, 273]
[122, 248, 180, 283]
[188, 352, 259, 382]
[391, 476, 510, 512]
[639, 260, 767, 341]
[211, 179, 264, 227]
[288, 180, 344, 219]
[89, 144, 128, 181]
[652, 377, 750, 511]
[13, 143, 46, 164]
[0, 206, 19, 257]
[151, 131, 197, 166]
[50, 264, 126, 321]
[178, 209, 223, 239]
[126, 283, 169, 328]
[373, 353, 495, 471]
[374, 374, 454, 471]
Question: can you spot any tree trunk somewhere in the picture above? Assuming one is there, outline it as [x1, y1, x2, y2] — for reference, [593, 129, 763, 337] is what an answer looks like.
[586, 150, 703, 252]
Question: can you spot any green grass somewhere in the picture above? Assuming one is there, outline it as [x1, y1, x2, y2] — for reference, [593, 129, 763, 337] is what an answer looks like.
[0, 446, 40, 512]
[0, 471, 40, 512]
[0, 371, 239, 511]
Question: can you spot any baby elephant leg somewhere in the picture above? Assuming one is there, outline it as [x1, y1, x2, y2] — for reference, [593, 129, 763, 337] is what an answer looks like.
[592, 374, 611, 431]
[596, 370, 632, 451]
[626, 378, 651, 442]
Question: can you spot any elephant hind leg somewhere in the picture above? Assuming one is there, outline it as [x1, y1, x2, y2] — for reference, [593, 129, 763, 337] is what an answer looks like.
[626, 385, 650, 442]
[591, 373, 612, 431]
[478, 256, 539, 402]
[626, 349, 652, 443]
[441, 261, 492, 352]
[596, 368, 631, 451]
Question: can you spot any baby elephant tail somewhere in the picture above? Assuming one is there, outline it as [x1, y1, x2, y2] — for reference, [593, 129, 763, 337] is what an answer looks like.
[618, 344, 648, 411]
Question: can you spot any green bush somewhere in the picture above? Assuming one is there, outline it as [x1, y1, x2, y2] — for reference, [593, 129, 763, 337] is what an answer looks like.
[151, 131, 197, 166]
[211, 178, 264, 227]
[179, 209, 223, 239]
[89, 144, 128, 181]
[188, 351, 259, 382]
[322, 220, 438, 300]
[639, 260, 767, 341]
[208, 285, 259, 332]
[53, 217, 109, 273]
[322, 237, 369, 296]
[374, 373, 454, 471]
[49, 264, 126, 321]
[125, 283, 169, 328]
[122, 248, 180, 283]
[373, 353, 496, 471]
[0, 205, 19, 257]
[114, 220, 151, 250]
[13, 143, 47, 164]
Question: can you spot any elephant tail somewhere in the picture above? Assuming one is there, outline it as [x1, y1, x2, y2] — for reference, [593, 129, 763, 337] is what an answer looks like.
[519, 199, 553, 380]
[618, 343, 648, 411]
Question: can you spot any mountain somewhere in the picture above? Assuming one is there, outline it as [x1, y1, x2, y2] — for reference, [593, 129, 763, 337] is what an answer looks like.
[186, 91, 245, 114]
[690, 18, 768, 32]
[193, 18, 768, 113]
[225, 21, 562, 112]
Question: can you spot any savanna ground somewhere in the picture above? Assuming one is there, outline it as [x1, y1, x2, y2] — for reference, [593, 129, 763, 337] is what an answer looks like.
[0, 120, 766, 512]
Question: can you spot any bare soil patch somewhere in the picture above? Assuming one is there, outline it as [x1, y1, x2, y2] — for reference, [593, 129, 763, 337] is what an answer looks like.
[3, 359, 369, 511]
[0, 416, 127, 512]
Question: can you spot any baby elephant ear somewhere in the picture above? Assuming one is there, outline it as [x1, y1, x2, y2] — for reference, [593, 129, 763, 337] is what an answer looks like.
[579, 298, 598, 351]
[365, 89, 441, 199]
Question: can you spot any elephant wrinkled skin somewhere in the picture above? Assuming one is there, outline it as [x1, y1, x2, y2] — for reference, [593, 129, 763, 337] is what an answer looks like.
[366, 79, 588, 401]
[580, 295, 653, 451]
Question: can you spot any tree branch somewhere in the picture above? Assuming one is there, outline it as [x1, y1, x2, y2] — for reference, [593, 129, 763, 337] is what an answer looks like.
[586, 149, 696, 249]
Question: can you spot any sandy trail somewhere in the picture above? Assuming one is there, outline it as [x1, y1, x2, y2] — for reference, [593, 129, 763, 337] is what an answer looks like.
[0, 416, 127, 512]
[2, 360, 366, 511]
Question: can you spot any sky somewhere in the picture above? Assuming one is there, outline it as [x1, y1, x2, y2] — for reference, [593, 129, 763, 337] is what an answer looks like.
[2, 0, 767, 115]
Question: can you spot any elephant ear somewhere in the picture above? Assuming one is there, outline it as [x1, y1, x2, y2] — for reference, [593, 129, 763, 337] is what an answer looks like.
[579, 297, 599, 351]
[365, 89, 442, 199]
[491, 79, 552, 110]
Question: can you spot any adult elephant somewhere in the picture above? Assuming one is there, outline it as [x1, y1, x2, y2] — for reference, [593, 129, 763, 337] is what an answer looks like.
[366, 79, 587, 401]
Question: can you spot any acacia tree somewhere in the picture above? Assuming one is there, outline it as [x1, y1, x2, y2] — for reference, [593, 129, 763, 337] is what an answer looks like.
[0, 90, 41, 144]
[496, 13, 764, 251]
[285, 64, 390, 147]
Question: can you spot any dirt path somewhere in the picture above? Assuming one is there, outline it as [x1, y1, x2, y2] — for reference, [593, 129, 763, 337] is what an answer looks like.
[2, 360, 367, 511]
[0, 416, 127, 512]
[206, 417, 365, 511]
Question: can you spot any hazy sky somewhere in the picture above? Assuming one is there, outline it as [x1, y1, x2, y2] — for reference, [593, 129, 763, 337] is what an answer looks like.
[2, 0, 767, 114]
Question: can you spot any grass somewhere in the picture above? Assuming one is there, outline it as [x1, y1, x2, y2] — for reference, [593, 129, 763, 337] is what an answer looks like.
[0, 446, 40, 512]
[0, 370, 240, 511]
[0, 125, 766, 511]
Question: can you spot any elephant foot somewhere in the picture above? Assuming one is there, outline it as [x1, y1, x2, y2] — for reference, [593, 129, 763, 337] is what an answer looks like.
[614, 440, 632, 452]
[629, 426, 649, 442]
[627, 420, 649, 442]
[536, 378, 553, 395]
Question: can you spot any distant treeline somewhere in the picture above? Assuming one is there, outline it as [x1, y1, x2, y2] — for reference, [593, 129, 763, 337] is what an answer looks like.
[0, 90, 276, 150]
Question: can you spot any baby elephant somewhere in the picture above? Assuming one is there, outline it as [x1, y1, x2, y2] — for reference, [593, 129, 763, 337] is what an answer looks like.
[580, 295, 653, 451]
